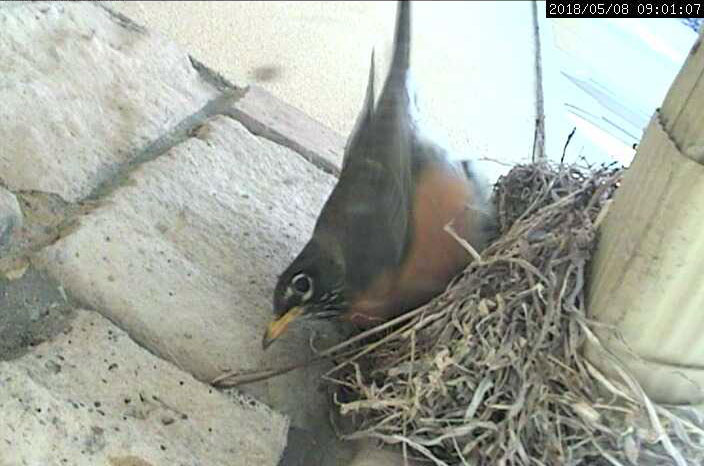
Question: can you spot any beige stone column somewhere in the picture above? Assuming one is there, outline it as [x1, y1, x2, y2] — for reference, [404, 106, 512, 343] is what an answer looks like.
[586, 31, 704, 405]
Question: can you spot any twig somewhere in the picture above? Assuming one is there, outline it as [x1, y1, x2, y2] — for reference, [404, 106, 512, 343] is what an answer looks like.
[561, 127, 577, 164]
[444, 220, 481, 262]
[324, 162, 703, 466]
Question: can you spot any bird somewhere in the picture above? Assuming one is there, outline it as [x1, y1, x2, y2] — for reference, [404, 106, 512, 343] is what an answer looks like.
[263, 0, 497, 349]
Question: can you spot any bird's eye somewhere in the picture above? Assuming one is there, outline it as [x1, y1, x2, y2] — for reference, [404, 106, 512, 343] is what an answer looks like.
[291, 273, 312, 296]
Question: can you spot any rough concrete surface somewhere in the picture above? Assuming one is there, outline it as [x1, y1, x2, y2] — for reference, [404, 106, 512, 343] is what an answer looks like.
[0, 2, 453, 465]
[0, 309, 288, 466]
[0, 266, 74, 361]
[34, 115, 340, 442]
[229, 85, 346, 175]
[0, 2, 217, 202]
[103, 1, 388, 134]
[0, 186, 22, 250]
[0, 190, 81, 274]
[105, 1, 538, 185]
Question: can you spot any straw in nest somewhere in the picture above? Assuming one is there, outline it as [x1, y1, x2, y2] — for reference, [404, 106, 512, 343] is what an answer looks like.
[324, 162, 704, 466]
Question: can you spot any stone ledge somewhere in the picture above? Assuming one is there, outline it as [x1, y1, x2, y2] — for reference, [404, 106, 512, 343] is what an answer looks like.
[228, 85, 346, 176]
[0, 309, 288, 466]
[35, 114, 340, 440]
[0, 2, 218, 202]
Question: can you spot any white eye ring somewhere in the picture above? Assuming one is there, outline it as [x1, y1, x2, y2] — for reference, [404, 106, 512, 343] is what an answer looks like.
[291, 273, 314, 301]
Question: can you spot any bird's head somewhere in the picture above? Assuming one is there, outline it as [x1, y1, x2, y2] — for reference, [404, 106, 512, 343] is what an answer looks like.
[263, 239, 346, 349]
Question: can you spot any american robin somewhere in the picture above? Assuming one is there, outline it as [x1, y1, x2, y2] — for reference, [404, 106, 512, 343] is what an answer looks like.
[263, 0, 497, 349]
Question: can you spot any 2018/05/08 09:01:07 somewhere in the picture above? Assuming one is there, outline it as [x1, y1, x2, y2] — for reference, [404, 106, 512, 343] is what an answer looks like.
[547, 1, 702, 17]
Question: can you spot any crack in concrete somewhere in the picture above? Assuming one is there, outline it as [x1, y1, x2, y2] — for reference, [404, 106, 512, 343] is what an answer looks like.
[85, 90, 246, 202]
[94, 2, 148, 34]
[189, 56, 239, 94]
[97, 1, 342, 174]
[3, 3, 343, 376]
[1, 90, 245, 272]
[0, 189, 81, 277]
[2, 74, 339, 267]
[2, 9, 347, 460]
[188, 56, 342, 177]
[222, 107, 341, 177]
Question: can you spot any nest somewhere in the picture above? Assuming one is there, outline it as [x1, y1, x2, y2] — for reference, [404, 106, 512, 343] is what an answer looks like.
[326, 163, 704, 466]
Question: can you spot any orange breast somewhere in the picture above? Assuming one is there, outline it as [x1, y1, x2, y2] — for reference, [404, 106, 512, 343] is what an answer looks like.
[345, 163, 480, 326]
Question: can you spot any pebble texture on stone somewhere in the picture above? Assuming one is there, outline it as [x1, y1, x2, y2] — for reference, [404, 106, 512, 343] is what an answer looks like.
[0, 2, 218, 202]
[0, 310, 288, 466]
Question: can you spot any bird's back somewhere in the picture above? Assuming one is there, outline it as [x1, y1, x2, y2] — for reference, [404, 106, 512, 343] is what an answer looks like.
[314, 0, 415, 295]
[313, 0, 497, 324]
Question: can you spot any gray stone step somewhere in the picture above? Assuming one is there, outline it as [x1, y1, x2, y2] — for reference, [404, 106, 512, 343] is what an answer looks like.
[0, 309, 288, 466]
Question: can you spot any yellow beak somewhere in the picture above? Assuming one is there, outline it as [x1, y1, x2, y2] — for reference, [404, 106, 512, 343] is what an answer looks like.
[262, 306, 304, 350]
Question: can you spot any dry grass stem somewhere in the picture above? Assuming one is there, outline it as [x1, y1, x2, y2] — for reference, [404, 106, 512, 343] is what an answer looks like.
[325, 162, 704, 465]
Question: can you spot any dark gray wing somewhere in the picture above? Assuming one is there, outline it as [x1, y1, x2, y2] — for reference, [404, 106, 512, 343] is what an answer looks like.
[314, 0, 415, 295]
[342, 50, 375, 172]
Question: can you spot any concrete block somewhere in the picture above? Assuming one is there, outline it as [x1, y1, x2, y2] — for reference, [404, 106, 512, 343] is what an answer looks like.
[0, 2, 217, 202]
[36, 115, 339, 435]
[229, 85, 346, 175]
[0, 309, 288, 466]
